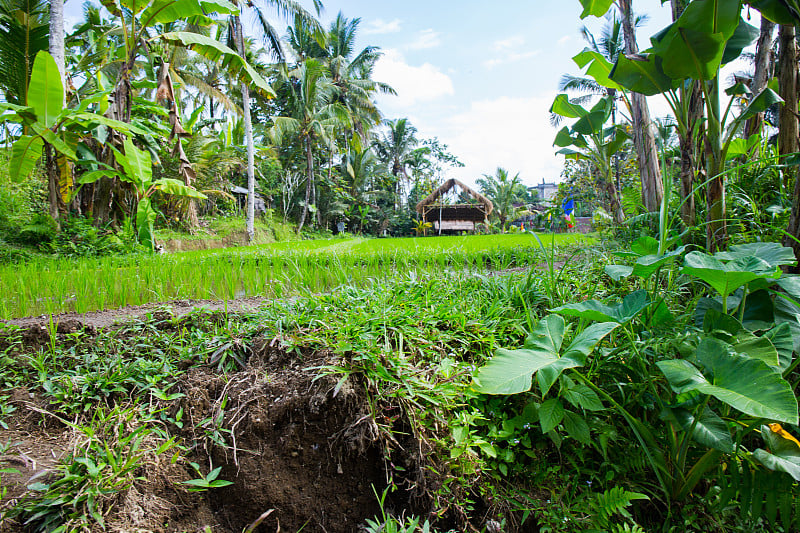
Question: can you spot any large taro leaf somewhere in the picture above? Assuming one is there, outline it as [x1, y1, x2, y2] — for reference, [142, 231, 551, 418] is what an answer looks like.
[682, 252, 781, 299]
[473, 315, 618, 395]
[631, 247, 686, 280]
[753, 424, 800, 481]
[27, 51, 63, 129]
[714, 242, 796, 269]
[763, 323, 794, 372]
[666, 406, 734, 453]
[605, 264, 633, 281]
[729, 332, 780, 368]
[657, 338, 798, 424]
[551, 289, 649, 325]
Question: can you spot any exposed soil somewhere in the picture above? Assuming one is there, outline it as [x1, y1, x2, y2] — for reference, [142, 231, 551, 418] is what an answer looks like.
[3, 297, 274, 332]
[0, 339, 427, 532]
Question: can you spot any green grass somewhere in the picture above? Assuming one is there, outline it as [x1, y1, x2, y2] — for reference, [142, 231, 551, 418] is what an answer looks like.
[0, 232, 594, 319]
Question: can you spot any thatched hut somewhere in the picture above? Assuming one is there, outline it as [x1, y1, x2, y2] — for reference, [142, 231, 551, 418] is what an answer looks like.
[415, 178, 493, 234]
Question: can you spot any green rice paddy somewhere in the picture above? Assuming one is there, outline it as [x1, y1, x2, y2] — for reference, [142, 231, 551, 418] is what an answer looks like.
[1, 233, 593, 319]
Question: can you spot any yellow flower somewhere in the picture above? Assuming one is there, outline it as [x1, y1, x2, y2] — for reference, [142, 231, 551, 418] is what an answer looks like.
[768, 423, 800, 449]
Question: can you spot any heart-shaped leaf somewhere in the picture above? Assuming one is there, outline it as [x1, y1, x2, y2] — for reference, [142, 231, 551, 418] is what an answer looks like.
[667, 406, 734, 453]
[658, 338, 798, 423]
[473, 315, 618, 395]
[552, 289, 649, 324]
[682, 252, 781, 298]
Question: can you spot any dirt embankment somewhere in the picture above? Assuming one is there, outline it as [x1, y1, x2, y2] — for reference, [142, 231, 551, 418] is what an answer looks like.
[0, 326, 430, 532]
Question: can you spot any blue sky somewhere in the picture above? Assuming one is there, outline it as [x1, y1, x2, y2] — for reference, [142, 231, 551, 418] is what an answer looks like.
[63, 1, 757, 188]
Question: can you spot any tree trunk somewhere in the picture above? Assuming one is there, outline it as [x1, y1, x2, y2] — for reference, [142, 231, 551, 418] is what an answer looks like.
[745, 17, 775, 139]
[604, 180, 625, 224]
[678, 82, 702, 229]
[47, 0, 65, 223]
[234, 15, 256, 242]
[670, 0, 701, 231]
[297, 136, 313, 234]
[619, 0, 663, 213]
[779, 24, 800, 271]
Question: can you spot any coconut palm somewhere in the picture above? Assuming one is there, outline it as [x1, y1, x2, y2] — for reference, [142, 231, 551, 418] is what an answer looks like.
[373, 118, 421, 206]
[476, 167, 527, 231]
[271, 58, 351, 233]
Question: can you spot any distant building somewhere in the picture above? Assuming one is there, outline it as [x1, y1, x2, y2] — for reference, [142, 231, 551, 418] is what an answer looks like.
[533, 179, 559, 204]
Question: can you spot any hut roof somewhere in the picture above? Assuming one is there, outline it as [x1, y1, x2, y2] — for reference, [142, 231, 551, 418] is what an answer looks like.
[415, 178, 493, 216]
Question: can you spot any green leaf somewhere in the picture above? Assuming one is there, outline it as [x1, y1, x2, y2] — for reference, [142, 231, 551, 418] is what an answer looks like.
[160, 32, 274, 97]
[573, 48, 621, 90]
[763, 323, 794, 372]
[610, 52, 675, 96]
[539, 398, 565, 434]
[747, 0, 800, 25]
[78, 170, 120, 184]
[27, 51, 63, 128]
[551, 289, 649, 324]
[120, 137, 152, 189]
[716, 243, 795, 269]
[730, 332, 779, 367]
[153, 178, 207, 199]
[10, 135, 44, 182]
[577, 0, 615, 18]
[605, 265, 633, 281]
[136, 197, 157, 251]
[682, 252, 781, 299]
[721, 17, 759, 64]
[563, 384, 604, 411]
[753, 424, 800, 481]
[473, 315, 617, 395]
[550, 93, 588, 119]
[538, 321, 619, 395]
[659, 338, 798, 423]
[140, 0, 236, 25]
[29, 122, 77, 160]
[631, 247, 686, 280]
[669, 406, 734, 453]
[563, 411, 591, 444]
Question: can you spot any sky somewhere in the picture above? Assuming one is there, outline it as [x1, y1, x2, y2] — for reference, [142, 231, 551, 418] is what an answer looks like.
[63, 0, 760, 189]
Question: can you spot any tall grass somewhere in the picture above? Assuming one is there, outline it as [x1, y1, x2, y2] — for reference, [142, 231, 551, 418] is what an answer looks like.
[2, 233, 593, 318]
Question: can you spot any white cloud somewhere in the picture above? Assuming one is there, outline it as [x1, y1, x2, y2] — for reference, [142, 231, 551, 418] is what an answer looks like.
[363, 18, 402, 35]
[440, 94, 564, 187]
[492, 35, 525, 51]
[407, 29, 441, 50]
[373, 49, 454, 107]
[484, 49, 541, 69]
[558, 35, 571, 46]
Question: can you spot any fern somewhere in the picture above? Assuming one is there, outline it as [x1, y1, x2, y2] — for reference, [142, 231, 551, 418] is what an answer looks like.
[590, 486, 649, 529]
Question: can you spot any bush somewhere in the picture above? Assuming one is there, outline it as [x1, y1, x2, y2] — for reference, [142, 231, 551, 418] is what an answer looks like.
[18, 214, 58, 246]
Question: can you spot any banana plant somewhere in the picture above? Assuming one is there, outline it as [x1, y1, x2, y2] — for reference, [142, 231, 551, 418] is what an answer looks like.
[550, 94, 630, 223]
[78, 138, 206, 250]
[602, 0, 785, 250]
[0, 51, 148, 210]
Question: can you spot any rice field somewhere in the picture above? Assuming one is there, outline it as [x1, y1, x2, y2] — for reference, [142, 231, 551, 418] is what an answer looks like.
[0, 232, 593, 319]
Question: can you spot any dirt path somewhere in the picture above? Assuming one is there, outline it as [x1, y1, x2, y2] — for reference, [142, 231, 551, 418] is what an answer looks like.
[2, 297, 273, 331]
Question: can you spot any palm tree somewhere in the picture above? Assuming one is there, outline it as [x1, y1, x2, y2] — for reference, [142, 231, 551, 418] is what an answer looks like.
[271, 58, 351, 233]
[373, 118, 420, 207]
[476, 167, 526, 231]
[0, 0, 49, 105]
[229, 1, 322, 241]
